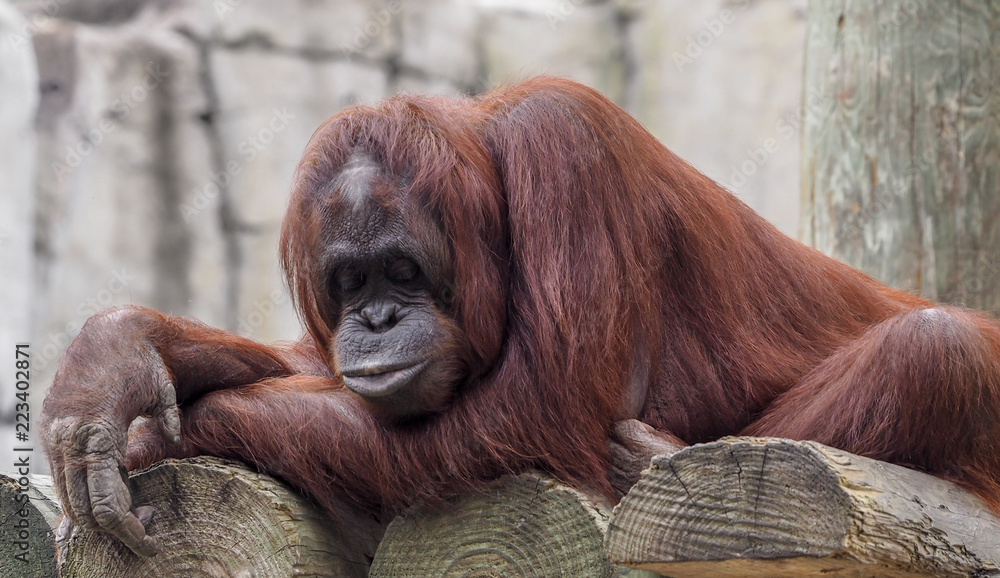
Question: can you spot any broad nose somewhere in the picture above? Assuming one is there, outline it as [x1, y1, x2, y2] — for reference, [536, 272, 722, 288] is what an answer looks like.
[360, 301, 401, 332]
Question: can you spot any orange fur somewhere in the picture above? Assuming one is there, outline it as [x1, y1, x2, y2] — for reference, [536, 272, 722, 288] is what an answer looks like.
[128, 77, 1000, 519]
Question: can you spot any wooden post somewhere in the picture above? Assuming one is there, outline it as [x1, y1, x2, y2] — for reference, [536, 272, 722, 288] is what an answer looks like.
[59, 457, 382, 577]
[0, 473, 61, 578]
[605, 438, 1000, 577]
[801, 1, 1000, 314]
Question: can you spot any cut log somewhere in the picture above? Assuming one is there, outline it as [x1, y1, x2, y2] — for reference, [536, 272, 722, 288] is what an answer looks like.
[370, 472, 637, 577]
[59, 456, 382, 577]
[0, 472, 61, 578]
[605, 437, 1000, 577]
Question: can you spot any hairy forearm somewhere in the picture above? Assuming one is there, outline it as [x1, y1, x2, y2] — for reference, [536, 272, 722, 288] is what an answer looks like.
[170, 370, 598, 516]
[138, 308, 295, 403]
[173, 377, 527, 515]
[177, 378, 396, 512]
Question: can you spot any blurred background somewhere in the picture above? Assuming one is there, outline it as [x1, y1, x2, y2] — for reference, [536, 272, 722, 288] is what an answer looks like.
[0, 0, 808, 403]
[4, 0, 1000, 478]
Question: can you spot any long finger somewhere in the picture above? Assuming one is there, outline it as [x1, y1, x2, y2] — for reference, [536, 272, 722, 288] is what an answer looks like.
[56, 514, 74, 544]
[65, 419, 125, 528]
[42, 420, 83, 523]
[151, 365, 181, 445]
[63, 455, 97, 529]
[45, 447, 72, 517]
[154, 399, 182, 446]
[612, 419, 686, 456]
[86, 455, 158, 557]
[54, 514, 75, 567]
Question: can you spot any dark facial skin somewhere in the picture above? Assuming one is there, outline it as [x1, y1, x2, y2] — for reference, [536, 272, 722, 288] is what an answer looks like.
[319, 154, 468, 419]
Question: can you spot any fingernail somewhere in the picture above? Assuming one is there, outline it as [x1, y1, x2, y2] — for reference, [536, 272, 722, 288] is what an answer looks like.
[140, 536, 159, 558]
[56, 516, 73, 542]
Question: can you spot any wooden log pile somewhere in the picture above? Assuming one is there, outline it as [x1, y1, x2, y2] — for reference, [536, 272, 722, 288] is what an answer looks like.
[3, 438, 999, 577]
[606, 438, 1000, 577]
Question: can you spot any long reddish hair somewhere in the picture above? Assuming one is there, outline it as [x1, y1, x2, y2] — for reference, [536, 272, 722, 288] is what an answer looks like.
[188, 76, 999, 515]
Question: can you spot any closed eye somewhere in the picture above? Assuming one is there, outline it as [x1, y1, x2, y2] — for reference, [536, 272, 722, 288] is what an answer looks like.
[335, 268, 366, 292]
[386, 258, 419, 283]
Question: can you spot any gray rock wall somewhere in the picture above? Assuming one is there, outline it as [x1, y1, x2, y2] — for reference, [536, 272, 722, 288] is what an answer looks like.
[6, 0, 807, 409]
[0, 0, 38, 480]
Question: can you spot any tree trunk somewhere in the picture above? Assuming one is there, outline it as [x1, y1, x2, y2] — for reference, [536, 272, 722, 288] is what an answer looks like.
[59, 457, 382, 577]
[605, 438, 1000, 577]
[801, 0, 1000, 314]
